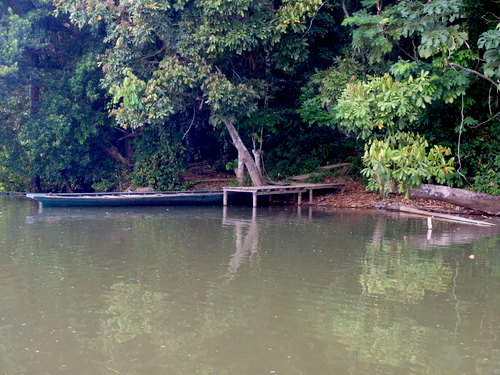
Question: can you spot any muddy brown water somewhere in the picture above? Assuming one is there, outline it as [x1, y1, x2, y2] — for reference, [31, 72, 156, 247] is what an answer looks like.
[1, 197, 499, 375]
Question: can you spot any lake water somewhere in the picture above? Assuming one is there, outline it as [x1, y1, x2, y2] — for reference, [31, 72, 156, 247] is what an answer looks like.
[0, 196, 499, 375]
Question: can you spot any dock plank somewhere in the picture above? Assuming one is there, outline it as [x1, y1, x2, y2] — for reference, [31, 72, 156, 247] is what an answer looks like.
[222, 183, 344, 207]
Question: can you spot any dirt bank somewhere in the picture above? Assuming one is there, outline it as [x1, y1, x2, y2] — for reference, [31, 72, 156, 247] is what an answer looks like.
[185, 167, 483, 215]
[311, 178, 483, 215]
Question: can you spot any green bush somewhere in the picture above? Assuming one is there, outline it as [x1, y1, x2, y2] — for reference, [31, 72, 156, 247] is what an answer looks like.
[361, 132, 455, 196]
[472, 155, 500, 195]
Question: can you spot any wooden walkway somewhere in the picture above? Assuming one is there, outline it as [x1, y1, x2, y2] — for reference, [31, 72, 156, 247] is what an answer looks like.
[223, 183, 345, 207]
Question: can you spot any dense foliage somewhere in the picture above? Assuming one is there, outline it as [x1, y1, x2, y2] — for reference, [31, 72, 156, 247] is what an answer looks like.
[305, 0, 499, 194]
[0, 0, 498, 194]
[0, 0, 122, 191]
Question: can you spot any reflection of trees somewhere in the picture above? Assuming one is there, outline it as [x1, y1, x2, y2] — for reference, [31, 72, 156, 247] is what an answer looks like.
[360, 241, 453, 303]
[2, 198, 500, 375]
[302, 234, 459, 374]
[89, 280, 252, 374]
[301, 231, 500, 374]
[304, 292, 461, 374]
[101, 282, 160, 343]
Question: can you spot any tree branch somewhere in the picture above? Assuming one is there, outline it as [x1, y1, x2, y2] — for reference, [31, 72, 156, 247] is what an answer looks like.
[102, 144, 132, 167]
[341, 0, 350, 18]
[302, 1, 327, 37]
[393, 39, 419, 61]
[118, 132, 136, 141]
[446, 62, 499, 88]
[182, 104, 196, 140]
[137, 45, 165, 62]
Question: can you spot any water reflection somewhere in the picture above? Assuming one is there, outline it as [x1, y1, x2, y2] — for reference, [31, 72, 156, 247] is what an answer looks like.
[363, 216, 455, 303]
[1, 198, 499, 375]
[382, 212, 500, 248]
[360, 241, 453, 302]
[223, 207, 261, 280]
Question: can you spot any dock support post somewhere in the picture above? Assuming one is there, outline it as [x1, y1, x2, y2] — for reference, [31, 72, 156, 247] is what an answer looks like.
[252, 192, 257, 208]
[297, 192, 302, 205]
[309, 189, 313, 203]
[223, 191, 228, 206]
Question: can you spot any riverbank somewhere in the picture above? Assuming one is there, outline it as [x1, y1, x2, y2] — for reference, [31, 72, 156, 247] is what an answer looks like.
[310, 178, 482, 215]
[1, 173, 484, 216]
[186, 173, 483, 215]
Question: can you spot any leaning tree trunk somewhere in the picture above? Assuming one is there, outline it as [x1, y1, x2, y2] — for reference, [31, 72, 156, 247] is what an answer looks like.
[223, 120, 265, 186]
[410, 184, 500, 216]
[102, 144, 132, 167]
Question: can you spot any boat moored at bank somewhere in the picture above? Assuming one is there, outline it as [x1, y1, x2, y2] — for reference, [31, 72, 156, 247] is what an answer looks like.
[26, 191, 224, 207]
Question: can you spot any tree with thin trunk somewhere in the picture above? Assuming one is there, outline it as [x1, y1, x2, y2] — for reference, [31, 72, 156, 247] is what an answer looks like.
[59, 0, 324, 186]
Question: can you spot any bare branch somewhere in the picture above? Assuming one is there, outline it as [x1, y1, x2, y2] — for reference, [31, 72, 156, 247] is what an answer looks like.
[137, 45, 166, 62]
[341, 0, 350, 18]
[467, 111, 500, 129]
[113, 126, 130, 135]
[302, 1, 327, 38]
[118, 132, 136, 141]
[446, 62, 499, 88]
[393, 39, 419, 61]
[182, 104, 196, 140]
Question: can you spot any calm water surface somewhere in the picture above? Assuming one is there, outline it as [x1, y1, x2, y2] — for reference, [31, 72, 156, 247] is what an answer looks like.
[0, 197, 499, 375]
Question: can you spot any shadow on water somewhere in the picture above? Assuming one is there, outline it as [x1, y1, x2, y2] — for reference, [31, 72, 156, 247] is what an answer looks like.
[1, 196, 499, 375]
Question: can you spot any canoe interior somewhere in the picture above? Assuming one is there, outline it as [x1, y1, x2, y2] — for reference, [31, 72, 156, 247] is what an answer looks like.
[26, 191, 225, 207]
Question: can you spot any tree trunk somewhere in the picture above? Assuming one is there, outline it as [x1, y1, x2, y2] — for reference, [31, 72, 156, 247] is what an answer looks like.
[102, 144, 132, 167]
[234, 155, 245, 186]
[64, 179, 74, 193]
[30, 176, 41, 193]
[124, 138, 133, 158]
[410, 184, 500, 216]
[223, 120, 265, 186]
[252, 149, 263, 177]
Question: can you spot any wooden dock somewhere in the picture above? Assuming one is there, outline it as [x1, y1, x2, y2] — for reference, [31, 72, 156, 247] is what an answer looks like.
[223, 183, 345, 207]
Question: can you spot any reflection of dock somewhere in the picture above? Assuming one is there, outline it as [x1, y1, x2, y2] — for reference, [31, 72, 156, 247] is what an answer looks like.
[223, 183, 344, 207]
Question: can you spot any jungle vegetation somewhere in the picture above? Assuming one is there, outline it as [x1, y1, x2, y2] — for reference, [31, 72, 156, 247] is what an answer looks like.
[0, 0, 498, 194]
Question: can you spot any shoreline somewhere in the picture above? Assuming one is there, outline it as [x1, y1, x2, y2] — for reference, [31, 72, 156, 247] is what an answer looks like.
[3, 178, 495, 217]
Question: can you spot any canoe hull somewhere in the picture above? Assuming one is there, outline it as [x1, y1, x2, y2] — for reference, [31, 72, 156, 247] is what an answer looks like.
[26, 191, 224, 207]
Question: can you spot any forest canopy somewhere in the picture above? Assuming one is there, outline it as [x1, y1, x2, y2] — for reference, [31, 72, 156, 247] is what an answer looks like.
[0, 0, 498, 194]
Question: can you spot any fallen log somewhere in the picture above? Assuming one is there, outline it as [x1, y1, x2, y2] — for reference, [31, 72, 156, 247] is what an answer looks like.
[409, 184, 500, 216]
[180, 178, 229, 183]
[387, 203, 496, 227]
[319, 162, 352, 170]
[291, 163, 352, 181]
